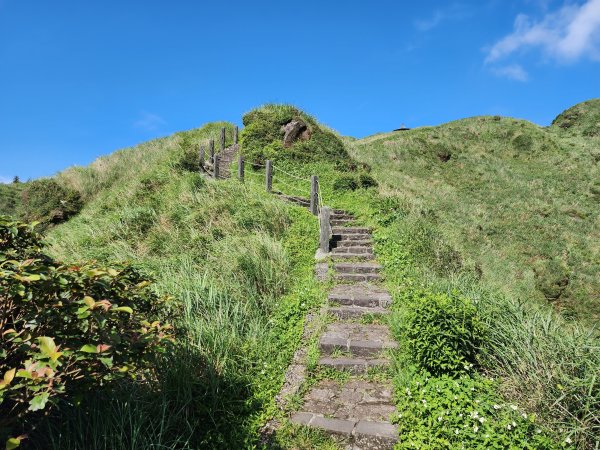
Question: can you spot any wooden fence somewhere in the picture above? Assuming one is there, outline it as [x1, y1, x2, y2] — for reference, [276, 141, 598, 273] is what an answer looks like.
[198, 127, 331, 254]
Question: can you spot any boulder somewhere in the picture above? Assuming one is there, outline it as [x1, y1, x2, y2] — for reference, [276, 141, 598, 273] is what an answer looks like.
[281, 119, 311, 147]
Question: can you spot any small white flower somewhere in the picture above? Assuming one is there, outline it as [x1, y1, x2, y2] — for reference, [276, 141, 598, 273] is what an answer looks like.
[470, 387, 475, 391]
[565, 437, 572, 444]
[438, 416, 443, 422]
[475, 399, 480, 404]
[473, 426, 479, 433]
[493, 404, 501, 410]
[512, 421, 516, 427]
[485, 434, 490, 438]
[507, 424, 512, 430]
[422, 399, 427, 405]
[522, 413, 527, 419]
[459, 413, 463, 417]
[454, 395, 458, 400]
[536, 429, 542, 434]
[510, 405, 518, 411]
[479, 417, 485, 424]
[455, 429, 459, 435]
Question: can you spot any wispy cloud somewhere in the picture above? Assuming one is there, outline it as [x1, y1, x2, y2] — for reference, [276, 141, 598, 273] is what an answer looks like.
[0, 176, 13, 184]
[414, 4, 470, 31]
[491, 64, 529, 81]
[134, 111, 166, 132]
[486, 0, 600, 69]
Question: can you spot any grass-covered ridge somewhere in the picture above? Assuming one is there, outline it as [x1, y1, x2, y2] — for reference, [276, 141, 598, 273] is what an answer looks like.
[350, 100, 600, 323]
[26, 121, 324, 448]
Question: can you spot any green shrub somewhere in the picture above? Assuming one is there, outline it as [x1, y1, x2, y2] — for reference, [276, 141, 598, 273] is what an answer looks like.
[358, 173, 378, 188]
[333, 175, 359, 192]
[0, 217, 172, 447]
[240, 104, 348, 165]
[403, 291, 484, 376]
[20, 179, 82, 225]
[394, 373, 562, 449]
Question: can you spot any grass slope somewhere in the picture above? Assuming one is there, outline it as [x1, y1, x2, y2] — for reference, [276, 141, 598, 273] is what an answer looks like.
[349, 100, 600, 323]
[38, 122, 324, 449]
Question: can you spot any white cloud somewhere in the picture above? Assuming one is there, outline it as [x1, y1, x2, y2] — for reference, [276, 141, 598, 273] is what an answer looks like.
[0, 176, 13, 184]
[486, 0, 600, 64]
[134, 111, 166, 132]
[415, 10, 445, 31]
[491, 64, 530, 81]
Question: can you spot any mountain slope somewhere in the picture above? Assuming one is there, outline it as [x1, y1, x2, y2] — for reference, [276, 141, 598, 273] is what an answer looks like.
[349, 101, 600, 322]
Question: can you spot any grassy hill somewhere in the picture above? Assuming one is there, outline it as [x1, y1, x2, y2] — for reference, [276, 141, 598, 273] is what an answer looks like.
[349, 99, 600, 323]
[2, 101, 598, 448]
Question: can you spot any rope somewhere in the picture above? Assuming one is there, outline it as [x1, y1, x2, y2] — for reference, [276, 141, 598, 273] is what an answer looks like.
[273, 176, 309, 198]
[272, 164, 311, 182]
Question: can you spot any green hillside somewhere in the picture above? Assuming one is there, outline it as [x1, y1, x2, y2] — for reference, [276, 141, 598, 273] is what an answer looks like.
[1, 102, 598, 449]
[350, 99, 600, 323]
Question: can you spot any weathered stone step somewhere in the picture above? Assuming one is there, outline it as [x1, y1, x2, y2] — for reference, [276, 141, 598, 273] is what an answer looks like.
[332, 245, 373, 255]
[335, 272, 382, 282]
[318, 356, 389, 372]
[335, 239, 373, 248]
[328, 305, 389, 319]
[332, 227, 372, 234]
[290, 379, 397, 448]
[329, 284, 392, 308]
[335, 262, 382, 274]
[320, 323, 397, 356]
[331, 253, 375, 261]
[331, 219, 354, 226]
[333, 233, 372, 241]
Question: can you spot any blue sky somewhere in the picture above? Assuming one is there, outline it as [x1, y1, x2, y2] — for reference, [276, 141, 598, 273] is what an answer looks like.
[1, 0, 599, 181]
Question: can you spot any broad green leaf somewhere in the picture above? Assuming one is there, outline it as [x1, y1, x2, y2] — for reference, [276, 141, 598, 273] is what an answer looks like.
[83, 296, 95, 308]
[28, 392, 50, 411]
[6, 437, 22, 450]
[80, 344, 97, 353]
[113, 306, 133, 314]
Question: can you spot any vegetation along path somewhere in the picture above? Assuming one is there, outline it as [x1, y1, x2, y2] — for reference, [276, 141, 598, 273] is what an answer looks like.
[288, 207, 399, 449]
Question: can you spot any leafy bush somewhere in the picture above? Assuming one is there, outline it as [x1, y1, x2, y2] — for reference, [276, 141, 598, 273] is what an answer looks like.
[333, 175, 359, 192]
[358, 173, 378, 188]
[403, 291, 484, 376]
[240, 104, 348, 165]
[0, 217, 172, 447]
[394, 372, 563, 449]
[20, 179, 83, 225]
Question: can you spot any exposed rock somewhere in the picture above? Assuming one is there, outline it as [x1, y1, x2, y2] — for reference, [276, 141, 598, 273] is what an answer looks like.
[281, 119, 311, 147]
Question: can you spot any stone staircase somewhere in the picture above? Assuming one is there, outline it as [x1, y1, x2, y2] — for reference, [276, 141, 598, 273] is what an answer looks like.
[289, 210, 399, 449]
[204, 144, 239, 178]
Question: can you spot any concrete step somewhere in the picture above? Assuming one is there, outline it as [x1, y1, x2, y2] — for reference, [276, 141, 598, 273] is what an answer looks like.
[332, 246, 374, 255]
[335, 262, 382, 274]
[332, 227, 372, 235]
[318, 356, 389, 373]
[330, 213, 354, 220]
[335, 272, 382, 282]
[331, 253, 375, 261]
[329, 284, 392, 308]
[331, 219, 354, 226]
[335, 239, 373, 248]
[328, 305, 389, 319]
[290, 379, 398, 448]
[320, 323, 397, 357]
[333, 233, 372, 241]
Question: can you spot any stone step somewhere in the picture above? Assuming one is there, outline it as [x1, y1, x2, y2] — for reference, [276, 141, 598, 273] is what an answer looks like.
[331, 253, 375, 261]
[335, 272, 382, 282]
[318, 356, 389, 373]
[335, 239, 373, 248]
[320, 323, 397, 357]
[328, 305, 389, 319]
[329, 284, 392, 308]
[331, 219, 354, 226]
[333, 233, 372, 241]
[332, 246, 374, 255]
[290, 379, 397, 448]
[331, 213, 354, 219]
[332, 227, 372, 234]
[335, 262, 382, 274]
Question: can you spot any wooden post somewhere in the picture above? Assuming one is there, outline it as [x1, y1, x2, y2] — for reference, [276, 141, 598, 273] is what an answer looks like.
[265, 160, 273, 192]
[209, 139, 215, 164]
[319, 206, 332, 253]
[233, 126, 239, 145]
[214, 154, 220, 179]
[199, 145, 205, 172]
[310, 175, 319, 215]
[238, 154, 244, 182]
[220, 127, 226, 151]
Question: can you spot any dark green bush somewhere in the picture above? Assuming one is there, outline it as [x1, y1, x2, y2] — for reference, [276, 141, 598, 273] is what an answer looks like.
[20, 179, 82, 224]
[333, 175, 359, 192]
[358, 173, 378, 188]
[403, 291, 484, 376]
[240, 104, 348, 165]
[0, 217, 172, 448]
